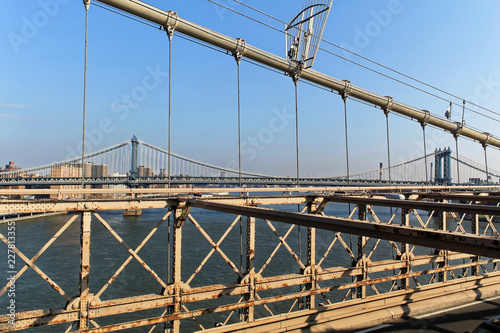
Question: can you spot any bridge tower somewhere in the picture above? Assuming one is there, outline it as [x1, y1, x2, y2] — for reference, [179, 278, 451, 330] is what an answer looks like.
[434, 148, 452, 184]
[130, 135, 139, 179]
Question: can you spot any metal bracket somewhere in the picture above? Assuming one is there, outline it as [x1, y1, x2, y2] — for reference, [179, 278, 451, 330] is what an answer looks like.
[83, 0, 90, 11]
[66, 294, 100, 310]
[233, 38, 246, 65]
[172, 203, 191, 228]
[291, 67, 302, 85]
[77, 202, 97, 211]
[341, 80, 352, 101]
[454, 121, 463, 138]
[163, 282, 190, 296]
[482, 132, 492, 148]
[164, 10, 178, 40]
[240, 273, 262, 285]
[420, 110, 431, 128]
[383, 96, 393, 116]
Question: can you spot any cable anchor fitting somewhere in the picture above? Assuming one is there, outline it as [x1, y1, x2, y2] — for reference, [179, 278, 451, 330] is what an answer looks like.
[341, 80, 352, 102]
[164, 10, 178, 41]
[291, 65, 303, 86]
[453, 122, 463, 139]
[83, 0, 90, 11]
[420, 110, 431, 128]
[482, 132, 492, 148]
[383, 96, 393, 116]
[233, 38, 246, 66]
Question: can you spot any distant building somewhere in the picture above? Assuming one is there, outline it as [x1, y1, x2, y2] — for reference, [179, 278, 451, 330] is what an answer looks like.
[5, 161, 20, 170]
[50, 164, 82, 198]
[51, 165, 82, 178]
[137, 166, 153, 177]
[0, 161, 22, 178]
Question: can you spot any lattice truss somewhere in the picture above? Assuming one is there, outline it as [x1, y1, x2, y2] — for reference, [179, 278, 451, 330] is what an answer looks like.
[0, 195, 499, 332]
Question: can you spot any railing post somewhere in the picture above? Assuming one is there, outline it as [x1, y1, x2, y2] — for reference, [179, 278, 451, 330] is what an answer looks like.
[437, 202, 448, 283]
[79, 211, 91, 330]
[306, 200, 316, 310]
[168, 219, 183, 332]
[471, 203, 480, 276]
[355, 204, 367, 299]
[400, 208, 410, 290]
[241, 216, 256, 322]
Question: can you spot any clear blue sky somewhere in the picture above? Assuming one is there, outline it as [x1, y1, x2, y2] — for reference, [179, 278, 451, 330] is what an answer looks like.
[1, 0, 499, 177]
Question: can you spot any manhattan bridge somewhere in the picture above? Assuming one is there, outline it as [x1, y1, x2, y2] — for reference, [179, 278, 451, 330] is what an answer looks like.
[0, 136, 497, 188]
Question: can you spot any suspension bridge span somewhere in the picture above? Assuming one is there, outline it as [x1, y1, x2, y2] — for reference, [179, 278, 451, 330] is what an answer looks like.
[1, 0, 500, 332]
[0, 137, 498, 188]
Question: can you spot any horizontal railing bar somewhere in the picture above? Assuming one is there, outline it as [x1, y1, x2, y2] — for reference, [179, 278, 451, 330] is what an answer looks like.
[325, 195, 500, 215]
[186, 199, 500, 258]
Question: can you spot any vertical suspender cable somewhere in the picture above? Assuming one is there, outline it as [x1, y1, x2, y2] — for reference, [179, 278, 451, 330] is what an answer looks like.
[294, 79, 300, 187]
[293, 75, 302, 303]
[384, 96, 393, 184]
[238, 60, 242, 188]
[341, 82, 352, 225]
[455, 136, 460, 184]
[233, 40, 245, 284]
[421, 121, 428, 183]
[484, 145, 489, 185]
[233, 39, 244, 189]
[81, 1, 90, 188]
[385, 112, 391, 183]
[341, 82, 351, 184]
[343, 98, 350, 183]
[167, 26, 173, 188]
[455, 100, 467, 184]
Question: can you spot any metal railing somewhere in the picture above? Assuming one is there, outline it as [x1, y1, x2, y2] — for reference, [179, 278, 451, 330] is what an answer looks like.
[0, 186, 499, 332]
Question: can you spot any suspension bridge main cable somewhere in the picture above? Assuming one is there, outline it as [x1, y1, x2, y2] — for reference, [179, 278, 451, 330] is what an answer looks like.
[215, 0, 500, 123]
[94, 0, 500, 162]
[95, 0, 500, 129]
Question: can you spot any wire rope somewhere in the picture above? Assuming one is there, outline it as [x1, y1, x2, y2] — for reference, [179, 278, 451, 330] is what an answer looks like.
[206, 0, 500, 125]
[81, 1, 90, 188]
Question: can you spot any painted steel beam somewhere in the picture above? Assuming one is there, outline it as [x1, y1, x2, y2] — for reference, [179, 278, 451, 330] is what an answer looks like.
[96, 0, 500, 149]
[413, 192, 500, 203]
[1, 185, 498, 198]
[324, 195, 500, 215]
[186, 199, 500, 258]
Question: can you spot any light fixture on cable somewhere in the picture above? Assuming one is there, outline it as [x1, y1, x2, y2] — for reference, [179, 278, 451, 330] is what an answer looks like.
[285, 0, 333, 70]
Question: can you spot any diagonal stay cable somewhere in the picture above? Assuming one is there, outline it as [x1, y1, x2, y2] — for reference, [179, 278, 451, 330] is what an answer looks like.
[95, 211, 172, 298]
[93, 212, 168, 290]
[0, 214, 78, 298]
